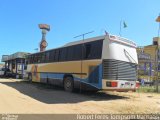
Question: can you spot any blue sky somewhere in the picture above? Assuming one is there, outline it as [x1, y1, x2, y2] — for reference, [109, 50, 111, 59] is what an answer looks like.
[0, 0, 160, 59]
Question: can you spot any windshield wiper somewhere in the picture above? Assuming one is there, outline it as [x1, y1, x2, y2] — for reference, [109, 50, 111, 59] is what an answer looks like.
[124, 49, 138, 64]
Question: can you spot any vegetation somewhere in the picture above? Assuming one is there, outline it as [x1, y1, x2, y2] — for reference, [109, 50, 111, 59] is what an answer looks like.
[136, 86, 159, 93]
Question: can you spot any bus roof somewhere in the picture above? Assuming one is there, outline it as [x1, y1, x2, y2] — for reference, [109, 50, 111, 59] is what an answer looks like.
[28, 35, 106, 56]
[63, 35, 106, 47]
[28, 34, 137, 56]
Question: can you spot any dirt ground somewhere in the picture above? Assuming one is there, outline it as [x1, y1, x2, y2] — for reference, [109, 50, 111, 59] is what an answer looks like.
[0, 78, 159, 114]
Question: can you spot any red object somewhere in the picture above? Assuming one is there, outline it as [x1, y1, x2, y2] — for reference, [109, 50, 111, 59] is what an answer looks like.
[111, 82, 118, 87]
[136, 82, 140, 88]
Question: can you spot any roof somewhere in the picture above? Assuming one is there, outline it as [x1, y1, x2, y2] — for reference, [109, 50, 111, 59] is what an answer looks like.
[1, 52, 30, 62]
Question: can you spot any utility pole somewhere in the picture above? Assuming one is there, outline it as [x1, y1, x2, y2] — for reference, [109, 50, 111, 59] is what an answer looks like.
[156, 14, 160, 92]
[74, 31, 94, 93]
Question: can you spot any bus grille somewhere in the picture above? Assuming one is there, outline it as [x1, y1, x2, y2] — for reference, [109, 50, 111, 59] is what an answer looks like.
[103, 59, 137, 81]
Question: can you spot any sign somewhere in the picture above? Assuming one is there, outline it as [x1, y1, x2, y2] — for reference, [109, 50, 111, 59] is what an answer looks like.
[39, 24, 50, 31]
[138, 53, 151, 60]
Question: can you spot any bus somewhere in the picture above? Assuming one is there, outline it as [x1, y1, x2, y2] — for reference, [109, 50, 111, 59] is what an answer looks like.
[24, 34, 138, 92]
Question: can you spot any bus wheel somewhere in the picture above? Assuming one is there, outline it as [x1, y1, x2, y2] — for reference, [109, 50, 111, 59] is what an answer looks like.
[28, 74, 32, 82]
[64, 77, 74, 92]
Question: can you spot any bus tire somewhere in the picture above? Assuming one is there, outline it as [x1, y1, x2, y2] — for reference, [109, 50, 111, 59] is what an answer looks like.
[28, 73, 32, 82]
[64, 76, 74, 92]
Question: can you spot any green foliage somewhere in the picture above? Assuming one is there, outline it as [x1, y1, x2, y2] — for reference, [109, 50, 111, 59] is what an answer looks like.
[136, 86, 158, 93]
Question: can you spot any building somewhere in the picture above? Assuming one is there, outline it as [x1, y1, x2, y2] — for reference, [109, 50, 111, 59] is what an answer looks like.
[1, 52, 30, 78]
[137, 37, 160, 81]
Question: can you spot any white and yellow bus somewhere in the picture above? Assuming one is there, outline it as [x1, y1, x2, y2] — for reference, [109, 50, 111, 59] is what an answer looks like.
[25, 34, 138, 92]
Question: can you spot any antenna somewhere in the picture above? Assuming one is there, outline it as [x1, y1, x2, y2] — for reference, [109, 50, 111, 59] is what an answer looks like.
[74, 31, 94, 39]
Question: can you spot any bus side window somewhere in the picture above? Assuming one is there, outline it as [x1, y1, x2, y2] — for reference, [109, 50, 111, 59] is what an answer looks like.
[46, 52, 50, 62]
[41, 53, 45, 63]
[89, 40, 103, 59]
[54, 49, 60, 62]
[37, 54, 41, 63]
[49, 50, 55, 62]
[59, 48, 67, 61]
[94, 40, 103, 59]
[73, 45, 82, 61]
[85, 44, 91, 59]
[66, 46, 74, 61]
